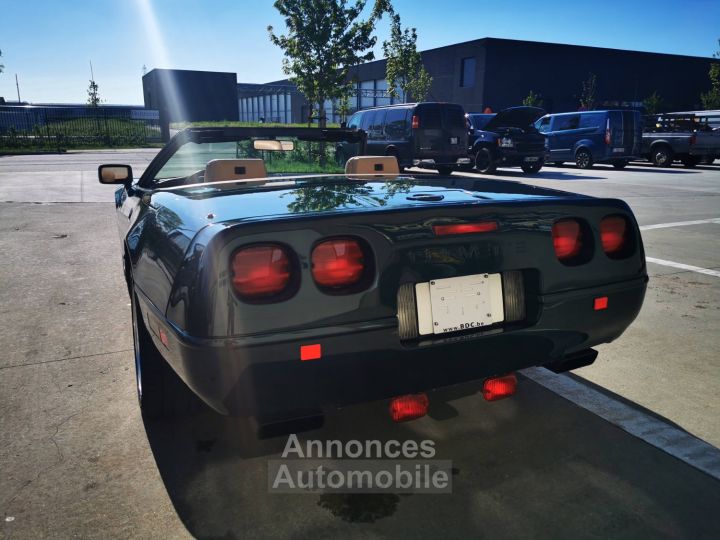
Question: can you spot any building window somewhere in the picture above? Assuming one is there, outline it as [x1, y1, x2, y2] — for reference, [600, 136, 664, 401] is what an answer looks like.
[460, 57, 476, 88]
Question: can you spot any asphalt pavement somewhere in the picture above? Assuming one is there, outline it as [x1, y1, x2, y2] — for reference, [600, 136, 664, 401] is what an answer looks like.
[1, 152, 719, 539]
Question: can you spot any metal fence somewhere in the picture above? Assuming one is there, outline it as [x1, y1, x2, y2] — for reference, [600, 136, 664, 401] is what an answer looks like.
[0, 105, 162, 151]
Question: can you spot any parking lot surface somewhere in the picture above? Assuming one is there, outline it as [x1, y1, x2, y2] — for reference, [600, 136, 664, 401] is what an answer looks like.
[1, 152, 719, 539]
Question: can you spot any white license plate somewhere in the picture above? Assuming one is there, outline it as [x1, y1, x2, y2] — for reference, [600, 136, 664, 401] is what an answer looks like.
[612, 148, 625, 153]
[524, 156, 540, 162]
[500, 138, 514, 148]
[415, 274, 505, 335]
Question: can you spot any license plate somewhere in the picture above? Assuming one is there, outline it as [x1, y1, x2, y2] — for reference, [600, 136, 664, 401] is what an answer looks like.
[450, 137, 458, 145]
[415, 274, 505, 335]
[500, 138, 513, 148]
[612, 148, 625, 153]
[523, 156, 540, 162]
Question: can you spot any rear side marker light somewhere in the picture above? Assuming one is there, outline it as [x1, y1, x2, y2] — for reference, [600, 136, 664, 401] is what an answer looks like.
[389, 393, 429, 422]
[312, 238, 366, 289]
[433, 221, 498, 235]
[300, 344, 322, 361]
[594, 296, 608, 311]
[231, 244, 291, 299]
[600, 215, 629, 255]
[482, 374, 517, 401]
[552, 219, 583, 260]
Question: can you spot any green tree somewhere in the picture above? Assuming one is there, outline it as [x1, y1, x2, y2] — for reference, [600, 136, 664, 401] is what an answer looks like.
[87, 79, 101, 107]
[700, 39, 720, 110]
[522, 90, 543, 108]
[382, 11, 432, 102]
[268, 0, 388, 127]
[643, 91, 666, 115]
[579, 72, 597, 111]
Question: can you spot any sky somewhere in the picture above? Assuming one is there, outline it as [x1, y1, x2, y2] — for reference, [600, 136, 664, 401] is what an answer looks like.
[0, 0, 718, 105]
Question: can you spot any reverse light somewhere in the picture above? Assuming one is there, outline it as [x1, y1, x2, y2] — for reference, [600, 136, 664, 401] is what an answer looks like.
[600, 215, 630, 257]
[312, 237, 366, 289]
[433, 221, 498, 235]
[389, 393, 429, 422]
[552, 219, 583, 260]
[231, 244, 292, 299]
[411, 115, 420, 129]
[482, 373, 517, 401]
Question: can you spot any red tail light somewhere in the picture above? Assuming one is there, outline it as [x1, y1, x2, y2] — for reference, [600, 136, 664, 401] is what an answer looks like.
[231, 244, 291, 299]
[433, 221, 498, 235]
[689, 133, 697, 145]
[552, 219, 583, 260]
[389, 393, 429, 422]
[312, 238, 366, 289]
[604, 119, 611, 145]
[411, 115, 419, 129]
[482, 373, 517, 401]
[600, 215, 629, 255]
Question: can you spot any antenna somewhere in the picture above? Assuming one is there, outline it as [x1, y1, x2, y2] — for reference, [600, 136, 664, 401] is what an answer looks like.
[15, 74, 21, 103]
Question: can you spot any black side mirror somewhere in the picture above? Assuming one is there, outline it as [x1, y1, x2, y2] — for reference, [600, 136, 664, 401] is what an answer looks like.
[98, 164, 133, 186]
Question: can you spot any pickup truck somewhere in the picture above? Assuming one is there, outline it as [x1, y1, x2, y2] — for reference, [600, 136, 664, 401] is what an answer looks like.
[642, 114, 720, 167]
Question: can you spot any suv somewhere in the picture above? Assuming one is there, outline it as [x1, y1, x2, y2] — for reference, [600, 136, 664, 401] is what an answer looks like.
[466, 107, 546, 174]
[338, 102, 470, 175]
[536, 110, 642, 169]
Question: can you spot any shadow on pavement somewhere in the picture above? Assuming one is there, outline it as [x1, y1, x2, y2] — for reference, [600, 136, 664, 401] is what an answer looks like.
[143, 376, 720, 540]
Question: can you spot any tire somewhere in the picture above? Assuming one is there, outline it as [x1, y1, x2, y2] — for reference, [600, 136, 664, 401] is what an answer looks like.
[436, 165, 453, 176]
[681, 156, 701, 168]
[131, 292, 201, 419]
[612, 160, 628, 169]
[575, 148, 593, 169]
[651, 145, 673, 167]
[474, 147, 497, 174]
[521, 162, 543, 174]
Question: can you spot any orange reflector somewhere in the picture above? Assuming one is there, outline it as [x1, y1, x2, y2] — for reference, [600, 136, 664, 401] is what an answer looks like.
[482, 373, 517, 401]
[159, 328, 169, 348]
[594, 296, 608, 311]
[433, 221, 498, 236]
[300, 344, 322, 361]
[389, 393, 429, 422]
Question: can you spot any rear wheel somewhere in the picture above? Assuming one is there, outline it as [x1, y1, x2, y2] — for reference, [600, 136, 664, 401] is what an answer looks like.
[612, 160, 629, 169]
[436, 165, 453, 176]
[575, 149, 593, 169]
[474, 147, 497, 174]
[521, 162, 543, 174]
[132, 292, 201, 419]
[651, 145, 673, 167]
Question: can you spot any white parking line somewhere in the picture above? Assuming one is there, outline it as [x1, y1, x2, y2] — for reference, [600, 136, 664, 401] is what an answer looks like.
[640, 218, 720, 231]
[523, 367, 720, 481]
[645, 257, 720, 278]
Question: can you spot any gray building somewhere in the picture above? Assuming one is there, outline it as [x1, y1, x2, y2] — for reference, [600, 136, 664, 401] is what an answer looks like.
[238, 38, 720, 122]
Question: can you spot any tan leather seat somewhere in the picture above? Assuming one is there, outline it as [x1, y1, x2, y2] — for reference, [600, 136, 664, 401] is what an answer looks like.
[204, 159, 267, 184]
[344, 156, 399, 177]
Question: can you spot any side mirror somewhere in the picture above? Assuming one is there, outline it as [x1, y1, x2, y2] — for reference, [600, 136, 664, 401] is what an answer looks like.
[98, 164, 133, 185]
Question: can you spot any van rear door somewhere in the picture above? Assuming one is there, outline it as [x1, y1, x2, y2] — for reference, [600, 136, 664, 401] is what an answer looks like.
[608, 111, 641, 156]
[413, 104, 467, 162]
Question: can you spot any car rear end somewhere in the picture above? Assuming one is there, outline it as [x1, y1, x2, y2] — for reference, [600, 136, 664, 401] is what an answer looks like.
[150, 185, 647, 419]
[411, 103, 470, 171]
[604, 110, 642, 162]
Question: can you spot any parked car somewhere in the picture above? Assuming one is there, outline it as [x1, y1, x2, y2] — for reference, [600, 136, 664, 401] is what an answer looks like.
[99, 126, 647, 426]
[466, 107, 546, 174]
[641, 114, 720, 167]
[338, 102, 470, 175]
[536, 110, 642, 169]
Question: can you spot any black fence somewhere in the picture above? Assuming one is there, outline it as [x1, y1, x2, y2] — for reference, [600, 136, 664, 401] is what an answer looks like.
[0, 105, 162, 151]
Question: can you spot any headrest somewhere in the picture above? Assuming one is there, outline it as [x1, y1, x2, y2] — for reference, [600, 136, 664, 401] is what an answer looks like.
[204, 159, 267, 184]
[344, 156, 400, 177]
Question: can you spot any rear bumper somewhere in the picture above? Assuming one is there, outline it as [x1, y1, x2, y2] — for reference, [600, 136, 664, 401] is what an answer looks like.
[141, 275, 647, 418]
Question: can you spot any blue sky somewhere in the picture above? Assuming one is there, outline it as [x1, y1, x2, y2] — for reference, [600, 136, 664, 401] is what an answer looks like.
[0, 0, 718, 104]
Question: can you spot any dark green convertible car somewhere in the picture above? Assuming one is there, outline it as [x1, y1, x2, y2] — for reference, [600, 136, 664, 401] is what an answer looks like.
[99, 127, 647, 424]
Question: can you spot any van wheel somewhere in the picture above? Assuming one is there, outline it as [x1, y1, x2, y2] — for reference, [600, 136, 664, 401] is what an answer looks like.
[436, 166, 453, 176]
[575, 149, 593, 169]
[651, 145, 673, 167]
[132, 292, 202, 420]
[612, 160, 629, 169]
[474, 148, 497, 174]
[521, 163, 543, 174]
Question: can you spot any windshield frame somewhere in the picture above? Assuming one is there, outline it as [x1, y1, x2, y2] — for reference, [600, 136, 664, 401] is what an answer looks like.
[138, 126, 367, 189]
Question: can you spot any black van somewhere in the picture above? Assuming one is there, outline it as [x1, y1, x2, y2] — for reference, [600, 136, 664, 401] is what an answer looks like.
[337, 103, 470, 175]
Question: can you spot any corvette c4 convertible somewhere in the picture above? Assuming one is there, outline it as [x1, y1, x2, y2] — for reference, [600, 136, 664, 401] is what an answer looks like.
[99, 127, 647, 423]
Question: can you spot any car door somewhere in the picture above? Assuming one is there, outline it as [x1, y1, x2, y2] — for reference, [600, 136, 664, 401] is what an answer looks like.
[549, 114, 580, 161]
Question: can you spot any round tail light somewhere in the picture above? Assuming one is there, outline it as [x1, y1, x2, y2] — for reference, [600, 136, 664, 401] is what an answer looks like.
[552, 219, 583, 261]
[231, 244, 291, 300]
[311, 238, 366, 290]
[601, 215, 630, 256]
